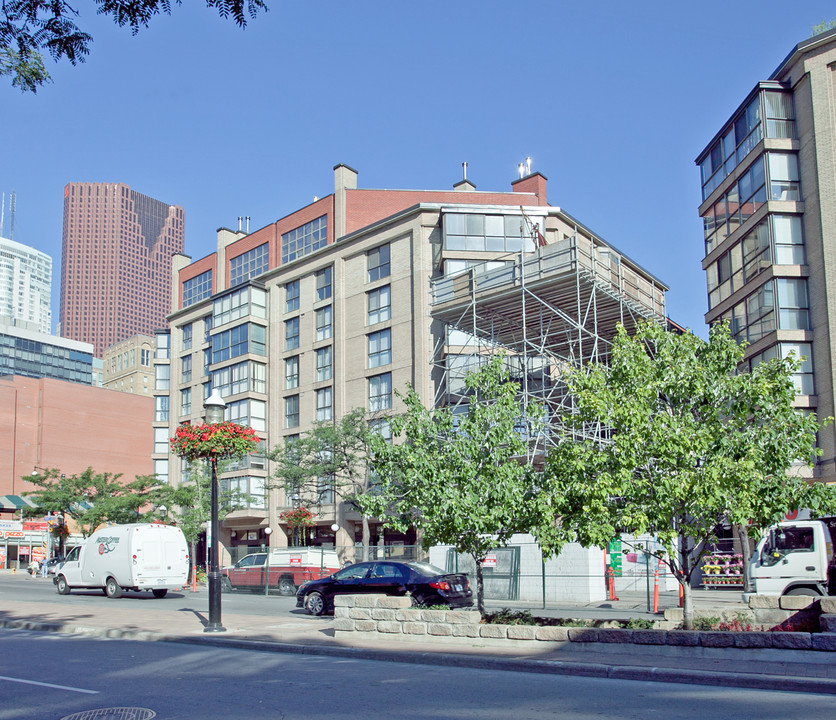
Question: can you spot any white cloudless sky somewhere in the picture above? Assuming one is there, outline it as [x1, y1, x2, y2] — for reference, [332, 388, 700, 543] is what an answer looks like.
[2, 1, 834, 336]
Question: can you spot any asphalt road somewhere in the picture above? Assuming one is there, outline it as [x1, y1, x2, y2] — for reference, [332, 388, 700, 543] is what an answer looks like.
[3, 626, 835, 720]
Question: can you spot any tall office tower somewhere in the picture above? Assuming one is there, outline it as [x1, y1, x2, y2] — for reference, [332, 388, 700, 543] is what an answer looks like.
[60, 183, 184, 356]
[0, 235, 52, 333]
[696, 28, 836, 483]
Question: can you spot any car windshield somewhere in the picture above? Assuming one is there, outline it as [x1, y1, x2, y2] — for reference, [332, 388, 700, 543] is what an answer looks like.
[406, 561, 449, 577]
[333, 563, 371, 580]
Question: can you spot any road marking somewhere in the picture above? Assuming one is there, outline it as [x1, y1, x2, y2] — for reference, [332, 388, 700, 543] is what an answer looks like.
[0, 676, 99, 694]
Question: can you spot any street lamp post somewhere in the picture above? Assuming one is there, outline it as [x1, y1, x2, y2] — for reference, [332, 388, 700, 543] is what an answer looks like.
[204, 390, 227, 633]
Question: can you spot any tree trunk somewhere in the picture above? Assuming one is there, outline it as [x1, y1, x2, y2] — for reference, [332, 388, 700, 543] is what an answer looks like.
[473, 555, 485, 615]
[361, 514, 371, 563]
[681, 577, 694, 630]
[736, 524, 751, 589]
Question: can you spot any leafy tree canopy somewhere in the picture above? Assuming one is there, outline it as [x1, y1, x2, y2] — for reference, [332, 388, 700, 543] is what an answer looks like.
[531, 321, 835, 627]
[23, 466, 160, 537]
[1, 0, 268, 91]
[812, 18, 836, 36]
[361, 354, 541, 613]
[269, 408, 382, 555]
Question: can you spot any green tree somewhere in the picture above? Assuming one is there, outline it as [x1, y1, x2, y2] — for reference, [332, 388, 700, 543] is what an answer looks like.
[1, 0, 268, 92]
[23, 467, 160, 539]
[532, 321, 834, 629]
[360, 355, 540, 613]
[269, 408, 382, 560]
[149, 459, 243, 578]
[812, 18, 836, 36]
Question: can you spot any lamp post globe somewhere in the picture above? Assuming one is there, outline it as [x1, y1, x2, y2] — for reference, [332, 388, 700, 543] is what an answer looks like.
[203, 390, 227, 633]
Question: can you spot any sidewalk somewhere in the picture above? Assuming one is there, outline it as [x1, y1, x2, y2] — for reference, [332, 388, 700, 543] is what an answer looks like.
[1, 574, 834, 695]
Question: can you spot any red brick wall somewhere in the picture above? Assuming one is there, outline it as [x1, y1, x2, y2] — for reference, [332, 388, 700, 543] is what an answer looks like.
[0, 376, 154, 498]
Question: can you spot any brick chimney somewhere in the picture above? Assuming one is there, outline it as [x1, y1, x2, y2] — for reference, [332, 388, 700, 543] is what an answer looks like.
[511, 172, 548, 205]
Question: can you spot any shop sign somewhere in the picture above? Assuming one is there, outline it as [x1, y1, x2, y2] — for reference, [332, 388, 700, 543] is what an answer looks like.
[482, 553, 497, 568]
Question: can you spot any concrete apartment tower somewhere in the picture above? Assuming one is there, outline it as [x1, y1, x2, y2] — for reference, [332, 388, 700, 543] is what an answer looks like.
[0, 234, 52, 333]
[696, 28, 836, 484]
[60, 183, 184, 356]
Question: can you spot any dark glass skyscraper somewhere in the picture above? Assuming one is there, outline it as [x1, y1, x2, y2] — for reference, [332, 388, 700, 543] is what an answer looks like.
[60, 183, 184, 356]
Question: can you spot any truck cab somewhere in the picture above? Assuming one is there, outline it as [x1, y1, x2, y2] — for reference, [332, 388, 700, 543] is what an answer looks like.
[745, 518, 836, 599]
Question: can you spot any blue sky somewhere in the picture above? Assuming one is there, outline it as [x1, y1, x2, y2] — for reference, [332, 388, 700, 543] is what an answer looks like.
[2, 1, 834, 337]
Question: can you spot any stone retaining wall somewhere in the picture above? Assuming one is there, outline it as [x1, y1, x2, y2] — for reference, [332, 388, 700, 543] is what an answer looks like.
[333, 594, 836, 651]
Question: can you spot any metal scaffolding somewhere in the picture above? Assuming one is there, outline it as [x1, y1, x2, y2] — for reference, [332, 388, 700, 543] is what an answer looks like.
[429, 230, 668, 459]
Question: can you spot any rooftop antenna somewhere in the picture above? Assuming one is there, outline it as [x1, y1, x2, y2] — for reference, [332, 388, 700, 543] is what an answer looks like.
[237, 216, 242, 232]
[462, 161, 468, 181]
[245, 216, 250, 233]
[525, 156, 532, 175]
[9, 190, 15, 241]
[517, 162, 525, 179]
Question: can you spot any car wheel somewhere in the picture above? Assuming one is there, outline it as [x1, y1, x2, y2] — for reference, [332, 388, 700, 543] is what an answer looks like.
[152, 589, 168, 598]
[305, 591, 327, 616]
[785, 587, 821, 596]
[221, 576, 233, 593]
[105, 577, 123, 599]
[56, 575, 71, 595]
[278, 576, 296, 596]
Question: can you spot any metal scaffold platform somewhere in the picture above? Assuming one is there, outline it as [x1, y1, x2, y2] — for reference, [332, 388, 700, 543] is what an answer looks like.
[429, 230, 668, 458]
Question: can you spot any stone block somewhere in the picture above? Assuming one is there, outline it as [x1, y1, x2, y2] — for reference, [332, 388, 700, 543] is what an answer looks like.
[420, 610, 449, 622]
[811, 634, 836, 651]
[751, 609, 794, 625]
[452, 624, 481, 638]
[354, 620, 376, 632]
[568, 628, 599, 643]
[333, 618, 355, 632]
[820, 597, 836, 614]
[780, 596, 819, 611]
[333, 606, 350, 619]
[507, 625, 537, 640]
[699, 631, 735, 647]
[354, 594, 387, 608]
[819, 614, 836, 632]
[663, 608, 683, 622]
[633, 630, 668, 645]
[403, 622, 428, 635]
[349, 608, 371, 620]
[665, 631, 700, 646]
[748, 595, 780, 609]
[371, 608, 396, 621]
[445, 610, 482, 624]
[733, 632, 773, 648]
[535, 626, 570, 642]
[769, 632, 812, 649]
[333, 596, 355, 608]
[428, 623, 453, 636]
[597, 628, 632, 644]
[376, 596, 412, 609]
[395, 609, 424, 622]
[770, 610, 820, 633]
[376, 621, 402, 634]
[479, 624, 508, 639]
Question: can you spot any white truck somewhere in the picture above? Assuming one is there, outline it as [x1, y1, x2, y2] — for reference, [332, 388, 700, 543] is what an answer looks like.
[744, 517, 836, 599]
[54, 523, 190, 598]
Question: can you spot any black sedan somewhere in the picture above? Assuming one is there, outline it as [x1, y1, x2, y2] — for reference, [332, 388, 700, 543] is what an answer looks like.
[296, 560, 472, 615]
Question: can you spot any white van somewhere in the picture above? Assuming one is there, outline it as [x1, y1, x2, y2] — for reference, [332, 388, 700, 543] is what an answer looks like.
[54, 523, 189, 598]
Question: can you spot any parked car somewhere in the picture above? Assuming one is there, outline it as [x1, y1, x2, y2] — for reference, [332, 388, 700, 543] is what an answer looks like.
[222, 548, 340, 595]
[43, 556, 65, 576]
[296, 560, 473, 615]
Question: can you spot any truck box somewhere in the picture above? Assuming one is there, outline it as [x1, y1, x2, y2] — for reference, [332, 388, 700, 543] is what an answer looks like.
[222, 547, 341, 595]
[54, 523, 190, 598]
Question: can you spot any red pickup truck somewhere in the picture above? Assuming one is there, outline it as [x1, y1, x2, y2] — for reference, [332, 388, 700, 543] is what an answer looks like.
[221, 548, 341, 595]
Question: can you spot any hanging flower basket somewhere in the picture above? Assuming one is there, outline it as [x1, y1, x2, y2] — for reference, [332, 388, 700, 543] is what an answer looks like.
[279, 507, 315, 529]
[170, 422, 260, 461]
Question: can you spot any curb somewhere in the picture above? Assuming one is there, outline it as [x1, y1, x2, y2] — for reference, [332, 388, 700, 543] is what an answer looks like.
[3, 617, 836, 695]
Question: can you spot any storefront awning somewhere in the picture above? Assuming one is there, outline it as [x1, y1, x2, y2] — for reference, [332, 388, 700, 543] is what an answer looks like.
[0, 495, 38, 510]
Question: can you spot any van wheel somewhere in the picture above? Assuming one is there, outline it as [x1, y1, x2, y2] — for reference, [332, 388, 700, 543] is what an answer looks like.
[278, 577, 296, 596]
[152, 589, 168, 598]
[785, 587, 821, 596]
[305, 592, 327, 616]
[105, 577, 123, 598]
[56, 575, 71, 595]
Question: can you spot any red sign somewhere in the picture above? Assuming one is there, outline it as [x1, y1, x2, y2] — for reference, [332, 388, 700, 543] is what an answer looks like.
[23, 521, 48, 532]
[290, 555, 302, 565]
[784, 510, 799, 521]
[2, 531, 24, 539]
[482, 554, 497, 568]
